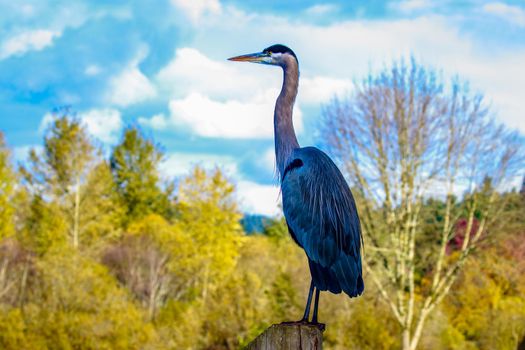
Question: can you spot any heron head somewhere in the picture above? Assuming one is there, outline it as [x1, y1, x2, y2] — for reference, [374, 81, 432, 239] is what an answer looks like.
[228, 44, 298, 67]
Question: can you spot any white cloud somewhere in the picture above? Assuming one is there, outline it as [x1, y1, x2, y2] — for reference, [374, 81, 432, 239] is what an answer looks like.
[39, 109, 123, 144]
[160, 152, 281, 215]
[188, 10, 525, 133]
[482, 2, 525, 27]
[153, 47, 356, 138]
[442, 53, 525, 132]
[190, 9, 468, 78]
[156, 47, 352, 106]
[156, 47, 279, 100]
[106, 46, 156, 107]
[138, 113, 169, 129]
[170, 0, 221, 24]
[78, 108, 123, 143]
[237, 181, 281, 216]
[0, 3, 128, 61]
[160, 152, 238, 178]
[106, 67, 156, 107]
[166, 91, 303, 139]
[0, 29, 60, 60]
[299, 76, 353, 105]
[154, 46, 306, 138]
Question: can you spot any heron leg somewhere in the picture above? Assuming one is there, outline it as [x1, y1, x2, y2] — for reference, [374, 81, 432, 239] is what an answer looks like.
[301, 280, 315, 322]
[311, 288, 320, 323]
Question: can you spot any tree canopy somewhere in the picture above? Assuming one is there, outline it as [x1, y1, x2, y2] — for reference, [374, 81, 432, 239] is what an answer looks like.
[0, 59, 524, 349]
[320, 58, 524, 350]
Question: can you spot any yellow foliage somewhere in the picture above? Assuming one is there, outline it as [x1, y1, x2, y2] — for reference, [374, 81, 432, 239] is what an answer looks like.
[0, 133, 16, 239]
[176, 166, 245, 297]
[22, 246, 162, 349]
[443, 243, 525, 350]
[1, 127, 524, 350]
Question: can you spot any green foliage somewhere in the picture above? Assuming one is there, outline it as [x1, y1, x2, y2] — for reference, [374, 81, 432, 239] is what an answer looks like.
[110, 127, 173, 224]
[263, 216, 289, 241]
[23, 194, 68, 254]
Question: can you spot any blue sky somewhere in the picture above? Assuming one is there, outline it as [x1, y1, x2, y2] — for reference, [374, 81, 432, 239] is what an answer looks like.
[1, 0, 524, 215]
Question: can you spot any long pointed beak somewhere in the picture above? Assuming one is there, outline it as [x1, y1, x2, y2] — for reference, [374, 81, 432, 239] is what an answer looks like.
[228, 52, 269, 63]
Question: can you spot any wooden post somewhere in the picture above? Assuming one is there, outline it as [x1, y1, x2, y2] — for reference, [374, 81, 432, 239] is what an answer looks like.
[245, 323, 324, 350]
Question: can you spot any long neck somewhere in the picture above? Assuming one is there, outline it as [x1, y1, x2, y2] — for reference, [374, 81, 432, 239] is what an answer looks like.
[274, 59, 300, 178]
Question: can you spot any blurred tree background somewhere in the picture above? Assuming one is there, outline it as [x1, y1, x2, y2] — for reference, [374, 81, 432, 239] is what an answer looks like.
[0, 60, 524, 350]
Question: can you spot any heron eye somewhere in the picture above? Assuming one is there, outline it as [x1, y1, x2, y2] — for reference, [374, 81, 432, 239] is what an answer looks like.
[267, 51, 272, 56]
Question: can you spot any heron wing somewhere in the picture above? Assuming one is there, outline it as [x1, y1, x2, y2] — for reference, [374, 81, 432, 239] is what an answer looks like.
[282, 147, 363, 296]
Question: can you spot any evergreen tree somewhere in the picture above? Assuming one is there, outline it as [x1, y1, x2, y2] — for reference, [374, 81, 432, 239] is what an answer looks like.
[110, 127, 173, 225]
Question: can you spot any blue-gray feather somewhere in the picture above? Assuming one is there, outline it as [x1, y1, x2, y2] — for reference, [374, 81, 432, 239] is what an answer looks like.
[282, 147, 364, 297]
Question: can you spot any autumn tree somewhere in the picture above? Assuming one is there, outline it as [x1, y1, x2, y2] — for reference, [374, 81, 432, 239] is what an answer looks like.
[176, 166, 244, 303]
[103, 167, 246, 348]
[103, 214, 195, 321]
[320, 58, 524, 350]
[21, 113, 121, 250]
[9, 246, 162, 349]
[430, 192, 525, 349]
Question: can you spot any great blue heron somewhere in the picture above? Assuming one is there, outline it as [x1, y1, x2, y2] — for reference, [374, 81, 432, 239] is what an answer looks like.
[228, 44, 364, 324]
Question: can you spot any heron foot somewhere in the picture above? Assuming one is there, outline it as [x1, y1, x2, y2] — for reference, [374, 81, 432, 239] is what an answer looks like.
[310, 321, 326, 332]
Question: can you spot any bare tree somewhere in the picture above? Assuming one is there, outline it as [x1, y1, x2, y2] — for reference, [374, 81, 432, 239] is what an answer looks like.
[0, 238, 31, 306]
[320, 58, 524, 350]
[103, 234, 172, 321]
[102, 215, 197, 321]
